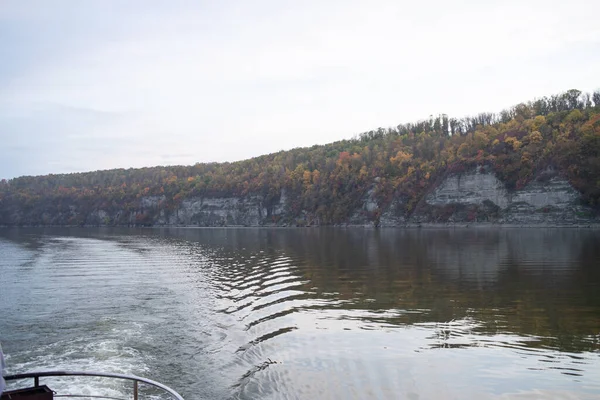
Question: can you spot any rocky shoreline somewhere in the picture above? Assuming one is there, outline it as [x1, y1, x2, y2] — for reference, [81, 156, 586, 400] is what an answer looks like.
[2, 167, 598, 228]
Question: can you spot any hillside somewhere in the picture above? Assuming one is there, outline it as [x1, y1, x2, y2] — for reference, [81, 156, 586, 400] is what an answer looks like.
[1, 89, 599, 227]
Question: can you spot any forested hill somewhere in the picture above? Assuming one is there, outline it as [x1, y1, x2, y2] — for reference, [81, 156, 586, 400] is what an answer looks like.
[1, 89, 600, 227]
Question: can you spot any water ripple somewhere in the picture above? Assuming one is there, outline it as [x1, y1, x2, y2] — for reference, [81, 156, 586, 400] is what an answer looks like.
[2, 228, 600, 400]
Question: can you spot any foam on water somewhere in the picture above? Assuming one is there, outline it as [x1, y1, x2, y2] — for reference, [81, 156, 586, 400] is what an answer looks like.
[5, 324, 151, 398]
[0, 236, 163, 399]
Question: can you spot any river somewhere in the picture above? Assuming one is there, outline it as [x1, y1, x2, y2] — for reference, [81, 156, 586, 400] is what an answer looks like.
[0, 227, 599, 399]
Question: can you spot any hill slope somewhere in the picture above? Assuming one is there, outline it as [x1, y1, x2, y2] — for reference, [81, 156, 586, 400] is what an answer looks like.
[1, 89, 599, 226]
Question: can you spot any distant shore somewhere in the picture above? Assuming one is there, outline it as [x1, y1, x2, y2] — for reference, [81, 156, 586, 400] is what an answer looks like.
[2, 223, 600, 229]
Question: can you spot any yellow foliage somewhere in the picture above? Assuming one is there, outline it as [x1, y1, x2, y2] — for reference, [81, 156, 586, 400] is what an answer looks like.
[303, 170, 312, 187]
[528, 131, 543, 144]
[481, 125, 499, 138]
[532, 115, 546, 131]
[359, 166, 368, 179]
[504, 136, 521, 150]
[580, 114, 600, 136]
[457, 142, 472, 159]
[565, 109, 583, 123]
[312, 169, 321, 184]
[473, 131, 489, 149]
[390, 150, 412, 166]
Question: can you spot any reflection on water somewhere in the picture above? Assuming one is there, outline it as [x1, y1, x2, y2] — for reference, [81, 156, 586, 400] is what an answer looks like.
[0, 227, 599, 399]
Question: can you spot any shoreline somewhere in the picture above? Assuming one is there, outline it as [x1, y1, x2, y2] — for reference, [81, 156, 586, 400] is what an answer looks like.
[1, 223, 600, 229]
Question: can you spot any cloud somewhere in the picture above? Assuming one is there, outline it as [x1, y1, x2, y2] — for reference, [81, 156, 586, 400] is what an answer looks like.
[1, 0, 599, 178]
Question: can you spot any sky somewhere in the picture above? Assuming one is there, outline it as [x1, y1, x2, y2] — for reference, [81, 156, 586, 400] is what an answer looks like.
[1, 0, 599, 179]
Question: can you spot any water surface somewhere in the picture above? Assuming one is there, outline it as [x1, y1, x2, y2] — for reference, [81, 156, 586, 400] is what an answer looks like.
[1, 227, 599, 399]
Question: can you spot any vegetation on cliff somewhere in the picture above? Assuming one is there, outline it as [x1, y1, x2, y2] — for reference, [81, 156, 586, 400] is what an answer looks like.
[1, 89, 599, 226]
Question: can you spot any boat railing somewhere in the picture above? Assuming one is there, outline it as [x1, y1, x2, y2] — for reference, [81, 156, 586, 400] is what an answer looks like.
[3, 371, 184, 400]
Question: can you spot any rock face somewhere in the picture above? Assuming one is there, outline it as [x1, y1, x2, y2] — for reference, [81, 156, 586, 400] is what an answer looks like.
[416, 167, 595, 225]
[139, 192, 287, 226]
[427, 168, 509, 209]
[499, 176, 586, 224]
[379, 200, 407, 226]
[4, 192, 287, 227]
[1, 169, 597, 227]
[347, 187, 379, 225]
[160, 196, 270, 226]
[510, 177, 578, 207]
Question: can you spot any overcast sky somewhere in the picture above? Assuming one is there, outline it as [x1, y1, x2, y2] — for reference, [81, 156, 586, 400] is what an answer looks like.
[1, 0, 599, 179]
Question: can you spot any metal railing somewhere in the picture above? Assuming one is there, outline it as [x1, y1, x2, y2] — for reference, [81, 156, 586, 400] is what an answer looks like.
[4, 371, 184, 400]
